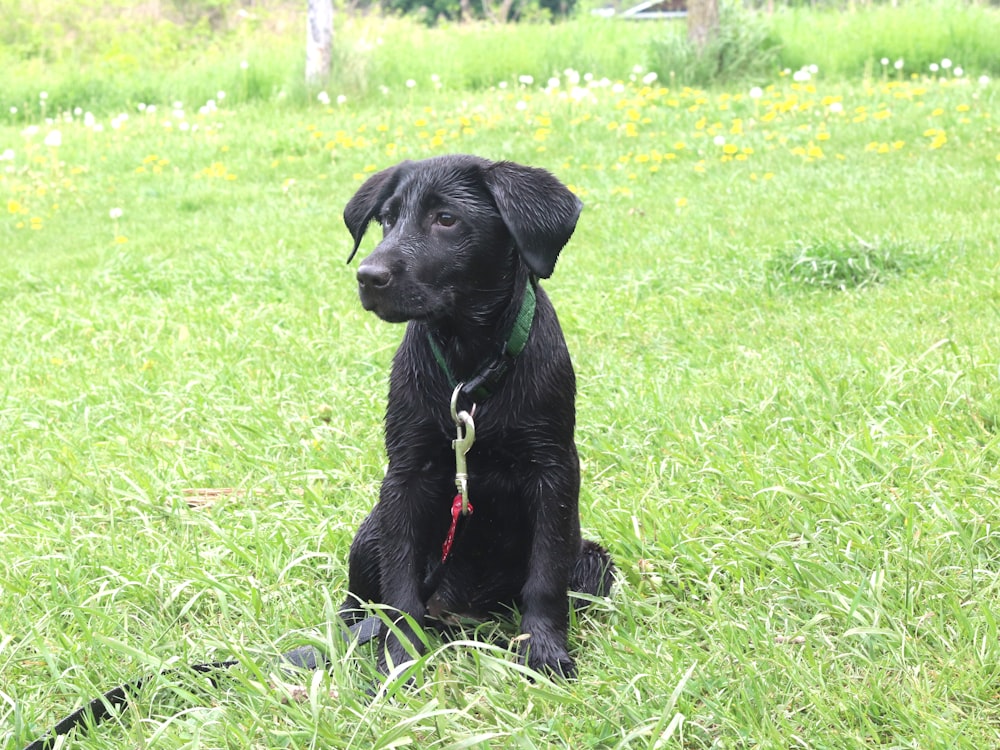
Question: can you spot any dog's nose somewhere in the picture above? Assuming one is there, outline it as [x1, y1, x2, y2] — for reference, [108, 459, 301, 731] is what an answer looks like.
[357, 263, 392, 289]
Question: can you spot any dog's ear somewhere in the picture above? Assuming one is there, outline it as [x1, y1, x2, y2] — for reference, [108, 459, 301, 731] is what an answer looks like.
[343, 162, 408, 263]
[483, 161, 583, 279]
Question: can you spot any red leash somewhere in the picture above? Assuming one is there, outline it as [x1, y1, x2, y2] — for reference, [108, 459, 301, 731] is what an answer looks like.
[441, 493, 473, 562]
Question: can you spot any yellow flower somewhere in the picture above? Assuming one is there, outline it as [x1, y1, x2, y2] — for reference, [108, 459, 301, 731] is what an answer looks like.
[7, 199, 23, 214]
[675, 197, 688, 208]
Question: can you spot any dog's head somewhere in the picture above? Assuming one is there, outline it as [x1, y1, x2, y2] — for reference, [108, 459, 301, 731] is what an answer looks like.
[343, 155, 582, 324]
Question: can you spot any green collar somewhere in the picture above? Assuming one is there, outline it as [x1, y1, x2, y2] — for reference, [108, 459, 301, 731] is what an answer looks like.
[427, 280, 537, 402]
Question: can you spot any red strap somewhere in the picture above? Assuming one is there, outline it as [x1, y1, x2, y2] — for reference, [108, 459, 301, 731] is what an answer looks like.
[441, 494, 473, 562]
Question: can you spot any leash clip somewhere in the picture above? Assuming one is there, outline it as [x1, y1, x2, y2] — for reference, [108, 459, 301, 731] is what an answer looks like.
[450, 384, 476, 514]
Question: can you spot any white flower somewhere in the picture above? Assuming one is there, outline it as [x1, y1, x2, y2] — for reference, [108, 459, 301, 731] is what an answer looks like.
[749, 86, 763, 99]
[109, 207, 123, 220]
[894, 59, 904, 70]
[941, 58, 952, 69]
[317, 91, 331, 105]
[713, 135, 726, 146]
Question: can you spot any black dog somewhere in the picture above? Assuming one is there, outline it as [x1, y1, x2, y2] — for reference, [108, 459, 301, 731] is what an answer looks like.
[341, 154, 614, 679]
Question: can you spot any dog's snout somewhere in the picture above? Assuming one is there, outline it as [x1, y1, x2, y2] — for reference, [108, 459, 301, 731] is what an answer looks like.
[357, 263, 392, 290]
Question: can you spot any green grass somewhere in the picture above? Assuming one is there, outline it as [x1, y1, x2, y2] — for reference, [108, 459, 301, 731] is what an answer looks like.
[3, 8, 1000, 749]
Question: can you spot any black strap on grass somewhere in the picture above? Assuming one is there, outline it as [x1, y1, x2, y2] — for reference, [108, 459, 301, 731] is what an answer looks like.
[428, 280, 537, 402]
[22, 617, 383, 750]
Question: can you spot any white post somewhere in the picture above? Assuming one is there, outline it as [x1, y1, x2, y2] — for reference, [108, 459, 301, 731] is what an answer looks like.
[306, 0, 334, 86]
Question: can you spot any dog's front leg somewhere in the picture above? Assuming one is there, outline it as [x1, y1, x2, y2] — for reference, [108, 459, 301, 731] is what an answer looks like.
[517, 467, 581, 679]
[374, 474, 431, 677]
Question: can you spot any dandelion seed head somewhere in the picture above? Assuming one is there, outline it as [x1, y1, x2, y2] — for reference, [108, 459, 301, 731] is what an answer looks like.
[930, 63, 939, 73]
[941, 58, 952, 69]
[406, 79, 416, 89]
[894, 59, 904, 70]
[749, 86, 763, 99]
[954, 67, 963, 77]
[109, 207, 123, 220]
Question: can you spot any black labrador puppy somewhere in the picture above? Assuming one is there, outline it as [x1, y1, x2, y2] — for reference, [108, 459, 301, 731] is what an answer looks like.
[341, 154, 614, 679]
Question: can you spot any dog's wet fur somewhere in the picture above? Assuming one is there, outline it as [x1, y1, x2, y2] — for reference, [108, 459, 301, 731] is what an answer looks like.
[341, 154, 614, 679]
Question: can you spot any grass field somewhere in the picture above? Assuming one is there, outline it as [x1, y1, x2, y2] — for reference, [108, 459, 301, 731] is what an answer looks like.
[3, 7, 1000, 749]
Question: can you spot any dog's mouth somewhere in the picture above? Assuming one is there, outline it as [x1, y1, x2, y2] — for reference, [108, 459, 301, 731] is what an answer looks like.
[358, 281, 446, 325]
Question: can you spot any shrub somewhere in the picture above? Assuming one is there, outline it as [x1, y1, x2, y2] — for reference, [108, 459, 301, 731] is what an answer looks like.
[649, 3, 782, 86]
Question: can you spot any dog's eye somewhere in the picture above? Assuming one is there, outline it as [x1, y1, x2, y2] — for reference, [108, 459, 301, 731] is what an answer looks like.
[435, 212, 457, 228]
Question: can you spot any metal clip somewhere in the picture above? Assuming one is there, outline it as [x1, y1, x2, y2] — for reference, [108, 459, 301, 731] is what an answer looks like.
[450, 384, 476, 514]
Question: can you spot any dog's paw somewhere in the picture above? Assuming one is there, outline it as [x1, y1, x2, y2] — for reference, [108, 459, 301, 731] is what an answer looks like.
[518, 636, 577, 680]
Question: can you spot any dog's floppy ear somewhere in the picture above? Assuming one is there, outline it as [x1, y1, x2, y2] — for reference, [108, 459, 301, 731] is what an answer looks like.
[483, 161, 583, 279]
[343, 162, 409, 263]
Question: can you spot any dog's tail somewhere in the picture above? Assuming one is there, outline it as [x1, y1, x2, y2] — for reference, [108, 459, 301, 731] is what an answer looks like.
[570, 540, 616, 609]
